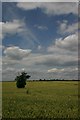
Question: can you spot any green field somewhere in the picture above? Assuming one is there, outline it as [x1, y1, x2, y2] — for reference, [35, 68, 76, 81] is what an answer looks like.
[2, 81, 79, 119]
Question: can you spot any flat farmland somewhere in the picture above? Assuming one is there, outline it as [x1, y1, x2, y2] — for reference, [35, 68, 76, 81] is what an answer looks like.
[2, 81, 79, 119]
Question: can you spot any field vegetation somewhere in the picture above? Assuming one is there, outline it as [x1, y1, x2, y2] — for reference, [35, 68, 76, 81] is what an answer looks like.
[2, 81, 79, 119]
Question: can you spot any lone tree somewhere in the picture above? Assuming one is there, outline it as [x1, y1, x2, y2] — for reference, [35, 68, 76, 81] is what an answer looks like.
[15, 71, 30, 88]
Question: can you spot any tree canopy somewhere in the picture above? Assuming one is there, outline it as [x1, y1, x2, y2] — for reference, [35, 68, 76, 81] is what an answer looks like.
[15, 71, 30, 88]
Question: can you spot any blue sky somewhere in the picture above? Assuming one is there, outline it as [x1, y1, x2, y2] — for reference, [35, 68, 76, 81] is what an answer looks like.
[2, 2, 78, 49]
[1, 2, 79, 80]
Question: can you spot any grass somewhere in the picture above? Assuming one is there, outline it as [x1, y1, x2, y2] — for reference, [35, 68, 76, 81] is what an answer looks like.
[2, 81, 79, 119]
[0, 82, 2, 119]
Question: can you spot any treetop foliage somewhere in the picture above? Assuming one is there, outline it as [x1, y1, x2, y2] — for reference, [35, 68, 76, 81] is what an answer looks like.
[15, 71, 30, 88]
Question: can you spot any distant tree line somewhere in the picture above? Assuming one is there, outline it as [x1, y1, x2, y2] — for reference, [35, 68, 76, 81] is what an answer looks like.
[14, 71, 79, 88]
[30, 79, 79, 81]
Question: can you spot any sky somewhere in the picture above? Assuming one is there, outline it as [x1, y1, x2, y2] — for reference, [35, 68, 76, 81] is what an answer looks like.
[1, 1, 79, 81]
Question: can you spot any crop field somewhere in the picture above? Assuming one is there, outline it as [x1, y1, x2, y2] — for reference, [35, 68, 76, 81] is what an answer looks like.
[2, 81, 79, 119]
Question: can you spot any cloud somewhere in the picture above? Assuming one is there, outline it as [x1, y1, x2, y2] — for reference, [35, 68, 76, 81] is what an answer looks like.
[2, 0, 78, 2]
[0, 22, 2, 40]
[4, 46, 32, 60]
[17, 2, 78, 15]
[43, 2, 78, 15]
[47, 67, 78, 80]
[48, 68, 64, 73]
[2, 19, 40, 48]
[20, 52, 77, 69]
[57, 20, 68, 32]
[48, 67, 78, 73]
[37, 45, 42, 50]
[0, 45, 5, 57]
[2, 50, 78, 81]
[55, 33, 78, 51]
[2, 67, 17, 81]
[58, 20, 78, 34]
[34, 24, 48, 30]
[2, 19, 25, 39]
[17, 2, 41, 10]
[48, 33, 78, 52]
[35, 54, 78, 67]
[3, 67, 15, 72]
[64, 23, 78, 34]
[1, 20, 28, 41]
[2, 46, 32, 81]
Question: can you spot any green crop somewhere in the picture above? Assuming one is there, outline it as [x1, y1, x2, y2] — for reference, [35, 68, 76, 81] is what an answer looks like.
[2, 81, 79, 119]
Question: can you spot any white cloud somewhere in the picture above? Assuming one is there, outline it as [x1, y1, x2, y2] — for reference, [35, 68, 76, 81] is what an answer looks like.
[57, 20, 68, 32]
[55, 34, 78, 51]
[17, 2, 78, 15]
[58, 20, 78, 34]
[3, 20, 23, 33]
[34, 24, 48, 30]
[48, 68, 64, 73]
[2, 46, 32, 81]
[64, 23, 78, 34]
[47, 67, 78, 80]
[2, 50, 78, 81]
[3, 67, 15, 72]
[21, 52, 78, 69]
[37, 45, 42, 50]
[3, 47, 77, 73]
[2, 20, 25, 39]
[0, 34, 2, 41]
[17, 2, 41, 10]
[48, 67, 78, 73]
[4, 46, 32, 60]
[0, 45, 3, 50]
[2, 19, 39, 48]
[0, 22, 2, 40]
[43, 3, 78, 15]
[2, 0, 78, 2]
[48, 33, 78, 52]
